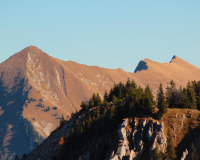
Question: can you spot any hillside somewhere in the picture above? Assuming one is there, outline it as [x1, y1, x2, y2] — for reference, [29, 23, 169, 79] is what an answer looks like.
[0, 46, 200, 158]
[24, 94, 200, 160]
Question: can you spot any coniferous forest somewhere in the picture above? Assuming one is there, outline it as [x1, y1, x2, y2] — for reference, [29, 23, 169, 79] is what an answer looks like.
[56, 79, 200, 160]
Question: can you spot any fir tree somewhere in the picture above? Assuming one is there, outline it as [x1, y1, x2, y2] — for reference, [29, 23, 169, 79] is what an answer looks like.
[142, 84, 155, 114]
[80, 101, 89, 110]
[96, 93, 102, 106]
[191, 80, 200, 110]
[112, 96, 119, 106]
[103, 99, 109, 108]
[166, 129, 176, 160]
[186, 83, 196, 109]
[89, 98, 94, 108]
[166, 80, 177, 108]
[157, 83, 168, 118]
[104, 90, 108, 101]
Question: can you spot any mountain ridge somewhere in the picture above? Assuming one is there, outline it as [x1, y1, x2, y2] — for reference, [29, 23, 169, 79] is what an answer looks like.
[0, 46, 200, 159]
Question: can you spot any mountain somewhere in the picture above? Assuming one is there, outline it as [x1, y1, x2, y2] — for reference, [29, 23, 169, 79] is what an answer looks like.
[133, 56, 200, 92]
[0, 46, 200, 159]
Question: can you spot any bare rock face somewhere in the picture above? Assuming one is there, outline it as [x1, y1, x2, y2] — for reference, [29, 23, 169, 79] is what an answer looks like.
[109, 118, 167, 160]
[131, 120, 167, 159]
[111, 119, 130, 160]
[181, 149, 188, 160]
[151, 122, 167, 153]
[134, 60, 148, 73]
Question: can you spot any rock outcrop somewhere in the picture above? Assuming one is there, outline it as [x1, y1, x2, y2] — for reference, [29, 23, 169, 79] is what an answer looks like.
[109, 118, 167, 160]
[181, 149, 188, 160]
[134, 60, 148, 73]
[111, 119, 130, 160]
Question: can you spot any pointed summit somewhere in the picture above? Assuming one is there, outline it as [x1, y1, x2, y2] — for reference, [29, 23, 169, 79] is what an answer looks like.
[170, 55, 177, 63]
[18, 45, 48, 56]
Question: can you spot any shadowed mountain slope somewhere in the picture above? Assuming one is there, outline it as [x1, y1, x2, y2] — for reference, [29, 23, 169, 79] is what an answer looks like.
[0, 46, 200, 159]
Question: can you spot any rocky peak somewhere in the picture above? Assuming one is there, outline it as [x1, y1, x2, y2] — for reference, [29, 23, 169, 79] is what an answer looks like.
[134, 60, 148, 73]
[170, 55, 177, 63]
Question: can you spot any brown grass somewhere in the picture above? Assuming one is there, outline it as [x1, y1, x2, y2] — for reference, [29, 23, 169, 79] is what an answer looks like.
[161, 109, 200, 147]
[161, 109, 200, 159]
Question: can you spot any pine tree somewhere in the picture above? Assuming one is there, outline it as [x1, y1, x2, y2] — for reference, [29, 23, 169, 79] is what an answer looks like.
[166, 129, 176, 160]
[89, 98, 94, 108]
[125, 78, 131, 90]
[103, 99, 109, 108]
[113, 95, 119, 106]
[191, 80, 200, 110]
[186, 83, 196, 109]
[80, 101, 89, 110]
[142, 84, 155, 114]
[104, 90, 108, 101]
[157, 83, 168, 118]
[166, 80, 177, 108]
[182, 83, 197, 109]
[96, 93, 102, 106]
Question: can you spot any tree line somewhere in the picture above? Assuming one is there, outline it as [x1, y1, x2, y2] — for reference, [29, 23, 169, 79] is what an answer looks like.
[57, 79, 200, 160]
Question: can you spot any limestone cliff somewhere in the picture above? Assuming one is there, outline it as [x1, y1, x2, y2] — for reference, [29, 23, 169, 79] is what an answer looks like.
[109, 118, 167, 160]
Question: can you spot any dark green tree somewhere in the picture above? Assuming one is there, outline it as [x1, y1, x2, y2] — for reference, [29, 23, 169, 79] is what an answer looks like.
[181, 83, 196, 109]
[157, 83, 168, 118]
[104, 90, 108, 101]
[166, 80, 177, 108]
[191, 80, 200, 110]
[89, 93, 102, 107]
[103, 99, 109, 108]
[80, 101, 89, 110]
[142, 84, 155, 114]
[89, 98, 94, 108]
[95, 93, 102, 106]
[113, 96, 119, 106]
[166, 129, 176, 160]
[186, 83, 196, 109]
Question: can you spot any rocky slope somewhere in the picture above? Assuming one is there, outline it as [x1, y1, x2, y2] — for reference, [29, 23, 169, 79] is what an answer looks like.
[0, 46, 200, 158]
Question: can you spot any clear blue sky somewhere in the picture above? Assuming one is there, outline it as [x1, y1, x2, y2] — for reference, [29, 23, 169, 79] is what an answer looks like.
[0, 1, 199, 72]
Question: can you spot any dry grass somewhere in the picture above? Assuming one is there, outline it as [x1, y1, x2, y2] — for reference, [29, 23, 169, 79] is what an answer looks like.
[161, 108, 200, 147]
[161, 108, 200, 159]
[134, 108, 200, 159]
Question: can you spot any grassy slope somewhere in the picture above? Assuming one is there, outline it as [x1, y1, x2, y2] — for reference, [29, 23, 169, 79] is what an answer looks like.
[161, 109, 200, 159]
